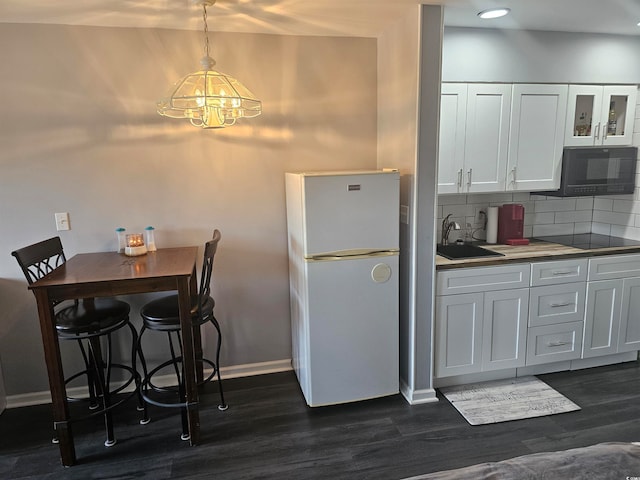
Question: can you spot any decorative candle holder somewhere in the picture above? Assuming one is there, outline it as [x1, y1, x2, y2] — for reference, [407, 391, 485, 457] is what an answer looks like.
[124, 233, 147, 256]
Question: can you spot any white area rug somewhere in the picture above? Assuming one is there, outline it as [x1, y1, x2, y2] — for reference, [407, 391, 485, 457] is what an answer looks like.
[439, 376, 580, 425]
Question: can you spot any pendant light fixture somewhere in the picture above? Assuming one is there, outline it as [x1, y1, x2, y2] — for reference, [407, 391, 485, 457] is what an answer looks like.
[156, 0, 262, 129]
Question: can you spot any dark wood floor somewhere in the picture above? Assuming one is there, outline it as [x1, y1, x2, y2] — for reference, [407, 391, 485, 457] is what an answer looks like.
[2, 360, 639, 479]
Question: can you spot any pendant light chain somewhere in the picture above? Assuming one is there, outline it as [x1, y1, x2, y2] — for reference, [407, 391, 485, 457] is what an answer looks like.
[202, 4, 210, 59]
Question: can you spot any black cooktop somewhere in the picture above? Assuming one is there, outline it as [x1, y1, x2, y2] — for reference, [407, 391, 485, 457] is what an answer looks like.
[533, 233, 640, 250]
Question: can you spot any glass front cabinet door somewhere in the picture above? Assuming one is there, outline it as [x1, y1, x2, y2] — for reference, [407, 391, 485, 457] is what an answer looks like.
[565, 85, 637, 147]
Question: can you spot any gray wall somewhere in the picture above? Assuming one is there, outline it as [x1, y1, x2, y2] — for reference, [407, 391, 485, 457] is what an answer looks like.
[443, 27, 640, 84]
[0, 23, 378, 400]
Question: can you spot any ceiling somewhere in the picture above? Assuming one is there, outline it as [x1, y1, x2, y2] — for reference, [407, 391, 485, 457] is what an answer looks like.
[1, 0, 639, 38]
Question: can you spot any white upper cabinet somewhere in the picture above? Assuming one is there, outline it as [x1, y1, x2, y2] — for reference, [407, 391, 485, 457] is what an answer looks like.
[464, 84, 512, 193]
[438, 83, 467, 194]
[507, 84, 568, 192]
[438, 83, 511, 194]
[438, 82, 638, 194]
[565, 85, 638, 146]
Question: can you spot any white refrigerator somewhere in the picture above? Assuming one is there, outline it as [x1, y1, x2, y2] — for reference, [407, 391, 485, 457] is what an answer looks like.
[285, 170, 400, 406]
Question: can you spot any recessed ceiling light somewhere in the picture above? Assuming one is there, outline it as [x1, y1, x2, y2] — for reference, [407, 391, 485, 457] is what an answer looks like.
[478, 8, 511, 19]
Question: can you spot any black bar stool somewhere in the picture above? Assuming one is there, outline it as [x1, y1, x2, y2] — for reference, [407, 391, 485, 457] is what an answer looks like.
[137, 229, 227, 440]
[12, 237, 144, 447]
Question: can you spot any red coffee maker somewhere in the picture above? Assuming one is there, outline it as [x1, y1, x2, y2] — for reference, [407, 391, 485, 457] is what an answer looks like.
[497, 204, 526, 245]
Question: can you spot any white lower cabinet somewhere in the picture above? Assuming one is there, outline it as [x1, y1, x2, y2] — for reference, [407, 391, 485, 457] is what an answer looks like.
[528, 283, 586, 327]
[584, 254, 640, 358]
[435, 293, 483, 377]
[584, 276, 640, 358]
[620, 277, 640, 352]
[583, 279, 622, 358]
[481, 289, 529, 371]
[526, 259, 587, 366]
[526, 282, 585, 365]
[434, 255, 640, 382]
[435, 264, 530, 378]
[526, 321, 584, 366]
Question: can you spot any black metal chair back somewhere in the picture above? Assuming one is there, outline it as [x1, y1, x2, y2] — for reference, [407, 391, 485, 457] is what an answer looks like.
[196, 229, 221, 319]
[12, 237, 68, 307]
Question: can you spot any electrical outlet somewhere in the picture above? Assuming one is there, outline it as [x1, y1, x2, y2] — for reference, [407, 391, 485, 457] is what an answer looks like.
[55, 212, 70, 231]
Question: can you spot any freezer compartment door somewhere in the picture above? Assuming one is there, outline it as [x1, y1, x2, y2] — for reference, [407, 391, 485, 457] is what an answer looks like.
[304, 254, 399, 406]
[302, 172, 399, 255]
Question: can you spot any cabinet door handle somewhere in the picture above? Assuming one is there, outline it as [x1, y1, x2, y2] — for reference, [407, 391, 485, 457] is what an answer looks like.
[547, 341, 570, 347]
[552, 270, 575, 276]
[467, 169, 473, 187]
[457, 169, 463, 187]
[511, 167, 517, 184]
[550, 302, 573, 308]
[594, 122, 600, 140]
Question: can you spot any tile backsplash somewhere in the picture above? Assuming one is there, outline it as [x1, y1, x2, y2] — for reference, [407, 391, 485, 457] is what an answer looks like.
[438, 87, 640, 243]
[437, 191, 640, 244]
[437, 193, 594, 243]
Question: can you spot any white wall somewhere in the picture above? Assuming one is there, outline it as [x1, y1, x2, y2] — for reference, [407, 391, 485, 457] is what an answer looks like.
[378, 7, 421, 399]
[443, 27, 640, 84]
[378, 4, 443, 405]
[0, 23, 378, 400]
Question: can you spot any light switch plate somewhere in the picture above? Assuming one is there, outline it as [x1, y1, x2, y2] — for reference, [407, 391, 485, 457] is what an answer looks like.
[55, 212, 70, 231]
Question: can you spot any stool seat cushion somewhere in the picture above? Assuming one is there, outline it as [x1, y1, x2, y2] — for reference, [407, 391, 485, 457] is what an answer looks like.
[56, 298, 130, 335]
[141, 294, 215, 330]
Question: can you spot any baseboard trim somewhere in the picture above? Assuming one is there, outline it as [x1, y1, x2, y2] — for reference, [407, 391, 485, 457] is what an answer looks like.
[6, 358, 293, 409]
[400, 379, 439, 405]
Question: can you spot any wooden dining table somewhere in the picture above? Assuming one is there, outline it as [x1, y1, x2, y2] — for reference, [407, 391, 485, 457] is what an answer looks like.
[29, 246, 201, 466]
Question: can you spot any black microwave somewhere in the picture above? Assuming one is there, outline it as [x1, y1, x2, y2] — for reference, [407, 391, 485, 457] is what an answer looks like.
[538, 146, 638, 197]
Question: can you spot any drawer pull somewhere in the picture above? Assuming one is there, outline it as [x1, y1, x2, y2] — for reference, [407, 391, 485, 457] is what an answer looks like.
[547, 341, 570, 347]
[551, 270, 575, 276]
[550, 302, 573, 308]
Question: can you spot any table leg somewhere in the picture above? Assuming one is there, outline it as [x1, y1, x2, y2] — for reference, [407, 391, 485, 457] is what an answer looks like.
[34, 289, 76, 466]
[177, 276, 200, 445]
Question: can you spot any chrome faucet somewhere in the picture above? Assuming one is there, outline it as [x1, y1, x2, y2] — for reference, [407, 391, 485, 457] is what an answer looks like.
[441, 214, 461, 245]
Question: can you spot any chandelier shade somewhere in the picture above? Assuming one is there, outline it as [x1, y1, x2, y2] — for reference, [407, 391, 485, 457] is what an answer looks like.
[157, 1, 262, 129]
[157, 62, 262, 128]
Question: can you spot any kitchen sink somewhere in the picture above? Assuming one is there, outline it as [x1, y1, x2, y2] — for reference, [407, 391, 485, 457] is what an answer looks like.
[436, 243, 504, 260]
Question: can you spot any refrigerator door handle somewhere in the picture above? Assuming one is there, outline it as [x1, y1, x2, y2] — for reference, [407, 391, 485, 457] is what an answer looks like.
[307, 249, 399, 262]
